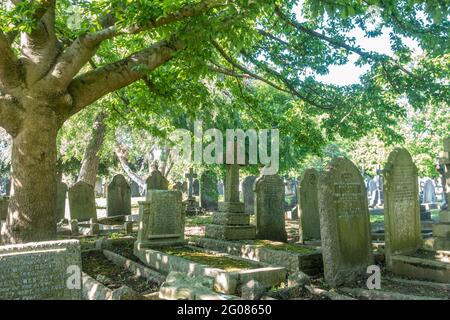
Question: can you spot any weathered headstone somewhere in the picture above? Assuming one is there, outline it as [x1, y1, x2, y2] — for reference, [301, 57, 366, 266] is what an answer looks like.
[298, 168, 321, 243]
[318, 157, 373, 287]
[217, 181, 224, 196]
[422, 179, 437, 204]
[68, 181, 97, 221]
[107, 174, 132, 217]
[185, 168, 198, 199]
[0, 196, 9, 221]
[200, 171, 218, 211]
[130, 181, 141, 197]
[145, 168, 169, 194]
[0, 240, 82, 299]
[383, 148, 422, 269]
[56, 182, 68, 222]
[134, 190, 185, 249]
[254, 174, 287, 242]
[242, 176, 256, 214]
[184, 168, 200, 215]
[193, 179, 200, 196]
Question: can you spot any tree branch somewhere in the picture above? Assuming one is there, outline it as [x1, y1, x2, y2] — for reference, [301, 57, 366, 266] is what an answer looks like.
[0, 31, 23, 93]
[49, 0, 229, 87]
[66, 38, 183, 119]
[275, 6, 417, 78]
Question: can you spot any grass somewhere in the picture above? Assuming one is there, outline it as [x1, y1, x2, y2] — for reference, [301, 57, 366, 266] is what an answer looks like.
[155, 246, 258, 271]
[187, 215, 213, 226]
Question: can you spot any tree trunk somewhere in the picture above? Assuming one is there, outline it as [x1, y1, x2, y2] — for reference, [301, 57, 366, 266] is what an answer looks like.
[77, 111, 107, 187]
[114, 144, 146, 190]
[1, 111, 58, 244]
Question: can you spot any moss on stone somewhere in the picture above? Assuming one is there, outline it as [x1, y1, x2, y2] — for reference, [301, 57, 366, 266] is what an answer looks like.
[156, 246, 257, 271]
[248, 240, 316, 254]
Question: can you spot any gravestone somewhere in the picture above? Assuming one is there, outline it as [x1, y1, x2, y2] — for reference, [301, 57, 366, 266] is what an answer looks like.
[254, 174, 287, 242]
[193, 179, 200, 196]
[107, 174, 132, 217]
[242, 176, 256, 214]
[56, 182, 68, 222]
[422, 179, 437, 204]
[205, 163, 255, 240]
[318, 157, 373, 287]
[383, 148, 422, 269]
[200, 171, 218, 211]
[298, 168, 321, 243]
[184, 168, 200, 215]
[130, 181, 141, 197]
[145, 168, 169, 194]
[68, 181, 97, 221]
[0, 196, 9, 220]
[217, 181, 224, 196]
[0, 240, 82, 299]
[134, 190, 185, 249]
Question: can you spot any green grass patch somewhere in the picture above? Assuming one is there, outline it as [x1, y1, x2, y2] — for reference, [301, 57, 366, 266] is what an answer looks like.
[187, 215, 213, 225]
[155, 246, 257, 271]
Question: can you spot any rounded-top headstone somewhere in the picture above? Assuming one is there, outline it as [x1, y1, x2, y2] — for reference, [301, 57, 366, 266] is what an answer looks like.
[107, 174, 131, 217]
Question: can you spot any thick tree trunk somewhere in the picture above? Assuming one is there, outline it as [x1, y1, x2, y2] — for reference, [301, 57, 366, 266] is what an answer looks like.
[77, 112, 107, 187]
[1, 111, 58, 244]
[114, 144, 145, 190]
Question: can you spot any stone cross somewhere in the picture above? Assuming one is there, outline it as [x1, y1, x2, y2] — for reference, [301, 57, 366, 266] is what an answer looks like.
[185, 168, 197, 199]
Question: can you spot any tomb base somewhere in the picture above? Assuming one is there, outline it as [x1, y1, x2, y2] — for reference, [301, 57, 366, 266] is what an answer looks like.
[390, 254, 450, 283]
[205, 224, 256, 241]
[212, 212, 250, 225]
[218, 201, 245, 213]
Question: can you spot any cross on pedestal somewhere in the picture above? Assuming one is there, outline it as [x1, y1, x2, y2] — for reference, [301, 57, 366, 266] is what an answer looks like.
[185, 168, 197, 199]
[224, 163, 240, 203]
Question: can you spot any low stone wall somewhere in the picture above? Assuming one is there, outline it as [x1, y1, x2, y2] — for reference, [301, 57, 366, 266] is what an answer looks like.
[102, 249, 165, 285]
[82, 272, 138, 300]
[195, 238, 322, 275]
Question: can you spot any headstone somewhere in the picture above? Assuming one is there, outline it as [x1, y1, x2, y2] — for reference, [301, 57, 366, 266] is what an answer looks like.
[217, 181, 224, 196]
[185, 168, 198, 199]
[68, 181, 97, 221]
[422, 179, 437, 204]
[318, 157, 373, 287]
[0, 240, 82, 299]
[184, 168, 200, 215]
[56, 182, 68, 222]
[0, 196, 9, 221]
[200, 171, 218, 211]
[254, 174, 287, 242]
[298, 168, 321, 242]
[94, 178, 104, 197]
[134, 190, 185, 249]
[193, 179, 200, 196]
[130, 181, 141, 197]
[145, 168, 169, 194]
[242, 176, 256, 214]
[107, 174, 132, 217]
[382, 148, 424, 274]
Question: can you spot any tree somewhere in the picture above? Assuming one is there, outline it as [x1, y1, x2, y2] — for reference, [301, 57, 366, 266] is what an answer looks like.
[0, 0, 447, 243]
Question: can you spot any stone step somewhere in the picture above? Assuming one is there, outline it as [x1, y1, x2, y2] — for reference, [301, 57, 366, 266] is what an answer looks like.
[439, 210, 450, 223]
[212, 212, 250, 225]
[205, 224, 256, 241]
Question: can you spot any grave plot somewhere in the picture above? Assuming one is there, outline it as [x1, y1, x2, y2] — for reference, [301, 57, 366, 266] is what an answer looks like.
[194, 238, 322, 275]
[134, 244, 287, 295]
[81, 248, 164, 300]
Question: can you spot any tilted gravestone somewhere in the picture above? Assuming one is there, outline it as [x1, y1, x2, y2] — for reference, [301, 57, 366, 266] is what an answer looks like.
[145, 169, 169, 195]
[200, 171, 218, 211]
[0, 196, 9, 220]
[0, 240, 82, 299]
[134, 190, 185, 249]
[298, 168, 321, 243]
[242, 176, 256, 214]
[56, 182, 68, 222]
[318, 157, 373, 287]
[107, 174, 132, 217]
[383, 148, 422, 269]
[68, 181, 97, 221]
[254, 174, 287, 242]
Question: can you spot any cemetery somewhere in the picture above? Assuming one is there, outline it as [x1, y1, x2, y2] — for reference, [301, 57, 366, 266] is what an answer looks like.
[0, 0, 449, 303]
